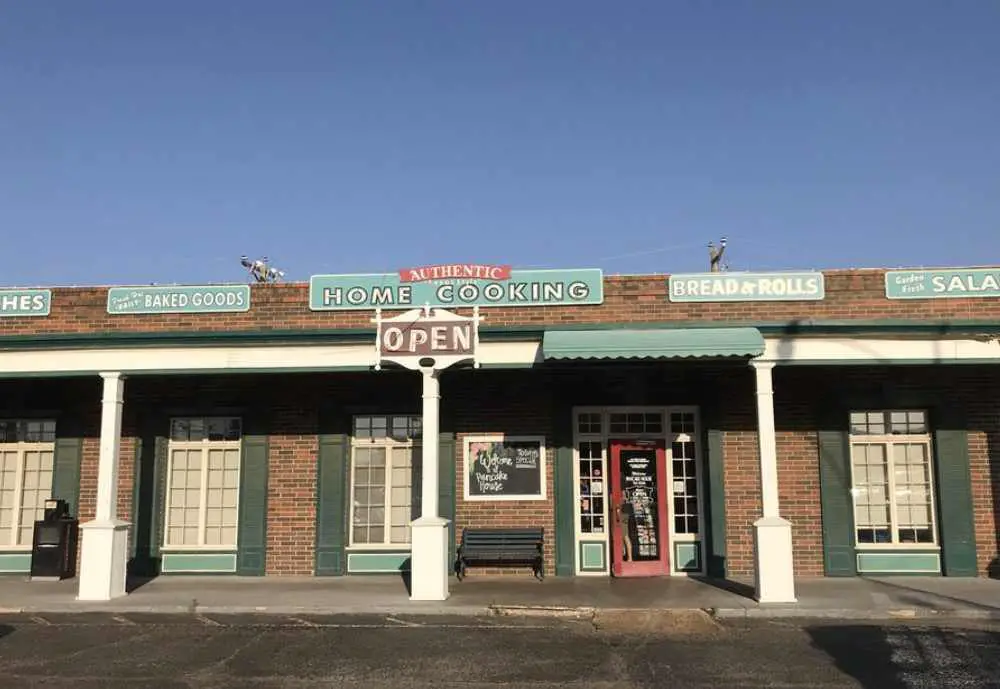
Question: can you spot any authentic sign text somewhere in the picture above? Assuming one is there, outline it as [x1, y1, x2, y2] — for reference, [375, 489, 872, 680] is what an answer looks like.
[0, 289, 51, 317]
[310, 268, 603, 310]
[668, 271, 825, 302]
[885, 268, 1000, 299]
[399, 263, 512, 282]
[107, 285, 252, 314]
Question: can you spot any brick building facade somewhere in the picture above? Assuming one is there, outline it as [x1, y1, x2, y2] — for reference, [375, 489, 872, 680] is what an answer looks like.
[1, 266, 998, 602]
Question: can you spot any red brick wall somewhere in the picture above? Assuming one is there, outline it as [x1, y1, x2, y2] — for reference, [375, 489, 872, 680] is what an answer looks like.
[265, 404, 319, 576]
[2, 270, 999, 339]
[446, 370, 556, 576]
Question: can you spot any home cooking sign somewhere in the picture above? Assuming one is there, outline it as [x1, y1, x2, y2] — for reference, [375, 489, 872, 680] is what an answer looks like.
[309, 264, 603, 310]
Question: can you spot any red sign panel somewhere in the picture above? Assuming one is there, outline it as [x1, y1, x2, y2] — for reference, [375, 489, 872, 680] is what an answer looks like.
[398, 264, 512, 283]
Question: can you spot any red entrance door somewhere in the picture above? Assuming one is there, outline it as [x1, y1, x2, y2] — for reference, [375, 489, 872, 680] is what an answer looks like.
[609, 439, 669, 577]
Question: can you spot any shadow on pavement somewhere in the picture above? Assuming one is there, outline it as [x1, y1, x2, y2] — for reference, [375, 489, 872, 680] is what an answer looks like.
[0, 625, 13, 642]
[690, 576, 755, 600]
[806, 623, 1000, 689]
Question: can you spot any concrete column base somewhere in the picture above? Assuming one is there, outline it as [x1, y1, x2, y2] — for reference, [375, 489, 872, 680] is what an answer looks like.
[752, 515, 796, 603]
[77, 519, 131, 602]
[409, 516, 451, 602]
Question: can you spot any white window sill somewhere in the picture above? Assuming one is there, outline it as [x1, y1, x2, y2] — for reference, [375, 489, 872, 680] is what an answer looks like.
[855, 544, 940, 551]
[346, 544, 412, 551]
[160, 546, 238, 552]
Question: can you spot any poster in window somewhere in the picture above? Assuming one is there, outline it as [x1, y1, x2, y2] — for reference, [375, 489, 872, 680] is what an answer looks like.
[464, 435, 546, 500]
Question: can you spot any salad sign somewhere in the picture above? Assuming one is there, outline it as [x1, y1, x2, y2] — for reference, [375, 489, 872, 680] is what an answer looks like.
[464, 436, 545, 500]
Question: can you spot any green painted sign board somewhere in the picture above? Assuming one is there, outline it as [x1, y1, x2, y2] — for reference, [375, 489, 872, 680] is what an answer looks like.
[668, 271, 825, 302]
[107, 285, 252, 314]
[309, 268, 603, 310]
[885, 268, 1000, 299]
[0, 289, 51, 317]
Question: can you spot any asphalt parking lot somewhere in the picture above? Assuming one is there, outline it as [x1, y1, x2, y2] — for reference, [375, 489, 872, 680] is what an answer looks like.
[0, 611, 998, 688]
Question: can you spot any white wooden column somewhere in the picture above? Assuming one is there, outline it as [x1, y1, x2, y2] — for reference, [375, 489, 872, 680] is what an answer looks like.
[77, 372, 131, 601]
[408, 367, 450, 601]
[750, 361, 796, 603]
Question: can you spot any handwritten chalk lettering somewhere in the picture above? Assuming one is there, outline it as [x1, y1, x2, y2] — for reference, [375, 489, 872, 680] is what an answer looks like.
[467, 440, 543, 498]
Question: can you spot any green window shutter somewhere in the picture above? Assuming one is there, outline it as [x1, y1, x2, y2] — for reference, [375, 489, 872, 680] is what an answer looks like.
[818, 428, 856, 576]
[315, 433, 348, 576]
[237, 432, 269, 575]
[51, 437, 83, 520]
[438, 432, 457, 568]
[552, 397, 574, 577]
[933, 410, 977, 576]
[554, 444, 575, 576]
[705, 428, 726, 578]
[150, 435, 169, 570]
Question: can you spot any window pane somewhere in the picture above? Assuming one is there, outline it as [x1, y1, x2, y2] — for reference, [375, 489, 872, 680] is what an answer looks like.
[188, 418, 206, 442]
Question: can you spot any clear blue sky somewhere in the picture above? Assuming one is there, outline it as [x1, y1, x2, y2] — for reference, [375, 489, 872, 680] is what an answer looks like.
[2, 1, 998, 287]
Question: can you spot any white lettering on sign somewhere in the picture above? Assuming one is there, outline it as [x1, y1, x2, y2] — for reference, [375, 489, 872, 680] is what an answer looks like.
[141, 290, 247, 310]
[669, 273, 824, 301]
[323, 285, 413, 307]
[380, 321, 473, 356]
[0, 294, 46, 313]
[932, 273, 1000, 294]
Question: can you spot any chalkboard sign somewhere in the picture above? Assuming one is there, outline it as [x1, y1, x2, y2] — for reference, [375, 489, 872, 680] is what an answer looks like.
[464, 435, 546, 500]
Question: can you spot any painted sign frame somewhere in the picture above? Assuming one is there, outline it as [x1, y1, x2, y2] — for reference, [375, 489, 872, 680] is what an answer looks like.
[885, 268, 1000, 300]
[309, 268, 604, 311]
[107, 285, 252, 314]
[463, 434, 547, 501]
[0, 289, 51, 317]
[668, 271, 826, 302]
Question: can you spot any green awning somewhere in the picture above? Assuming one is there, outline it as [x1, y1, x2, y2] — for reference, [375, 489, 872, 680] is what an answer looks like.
[542, 327, 765, 360]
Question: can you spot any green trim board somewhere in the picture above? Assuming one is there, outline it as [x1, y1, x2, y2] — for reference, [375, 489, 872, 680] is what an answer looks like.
[161, 552, 238, 573]
[346, 552, 411, 573]
[0, 552, 31, 572]
[542, 327, 765, 360]
[856, 552, 941, 574]
[674, 542, 702, 572]
[1, 318, 1000, 351]
[578, 541, 606, 572]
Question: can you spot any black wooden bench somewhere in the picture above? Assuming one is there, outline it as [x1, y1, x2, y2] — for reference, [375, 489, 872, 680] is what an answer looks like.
[455, 527, 544, 581]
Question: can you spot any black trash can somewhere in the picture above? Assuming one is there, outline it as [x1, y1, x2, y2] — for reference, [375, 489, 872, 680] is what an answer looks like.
[29, 499, 79, 581]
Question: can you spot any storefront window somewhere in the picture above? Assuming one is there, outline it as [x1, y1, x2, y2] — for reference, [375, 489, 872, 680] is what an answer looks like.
[577, 441, 605, 534]
[849, 410, 936, 546]
[164, 417, 242, 548]
[0, 419, 56, 548]
[350, 415, 421, 546]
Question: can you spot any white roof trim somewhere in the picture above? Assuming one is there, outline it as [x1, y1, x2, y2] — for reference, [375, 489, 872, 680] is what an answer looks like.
[762, 336, 1000, 364]
[0, 340, 542, 376]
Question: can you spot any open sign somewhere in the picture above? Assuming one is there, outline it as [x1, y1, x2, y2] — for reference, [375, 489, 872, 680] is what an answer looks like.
[379, 320, 474, 356]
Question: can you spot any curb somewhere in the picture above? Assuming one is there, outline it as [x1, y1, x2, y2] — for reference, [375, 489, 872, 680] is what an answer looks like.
[707, 607, 1000, 621]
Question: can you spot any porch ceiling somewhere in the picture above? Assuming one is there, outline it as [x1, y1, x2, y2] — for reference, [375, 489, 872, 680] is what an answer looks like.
[541, 327, 765, 361]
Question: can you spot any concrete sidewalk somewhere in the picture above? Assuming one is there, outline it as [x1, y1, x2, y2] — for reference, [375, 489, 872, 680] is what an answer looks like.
[0, 574, 998, 620]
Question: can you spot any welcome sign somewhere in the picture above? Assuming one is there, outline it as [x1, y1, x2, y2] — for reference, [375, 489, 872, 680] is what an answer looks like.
[309, 268, 603, 310]
[885, 268, 1000, 299]
[668, 271, 825, 302]
[107, 285, 252, 314]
